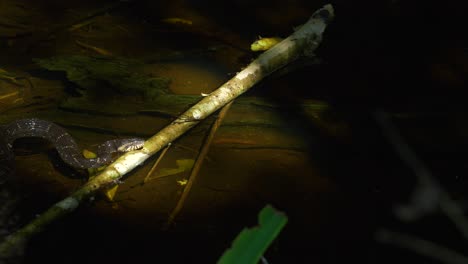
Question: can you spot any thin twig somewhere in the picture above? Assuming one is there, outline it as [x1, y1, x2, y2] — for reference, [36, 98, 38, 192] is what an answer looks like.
[164, 101, 234, 229]
[143, 143, 172, 184]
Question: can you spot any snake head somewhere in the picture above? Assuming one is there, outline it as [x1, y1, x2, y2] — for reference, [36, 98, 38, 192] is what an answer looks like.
[116, 138, 145, 152]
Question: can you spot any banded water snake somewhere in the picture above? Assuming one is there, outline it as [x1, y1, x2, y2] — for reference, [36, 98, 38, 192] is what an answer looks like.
[0, 118, 144, 183]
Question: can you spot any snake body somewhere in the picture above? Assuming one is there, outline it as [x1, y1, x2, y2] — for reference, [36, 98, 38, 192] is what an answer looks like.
[0, 118, 144, 183]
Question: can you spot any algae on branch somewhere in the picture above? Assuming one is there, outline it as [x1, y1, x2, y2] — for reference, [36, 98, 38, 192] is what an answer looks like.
[34, 55, 171, 101]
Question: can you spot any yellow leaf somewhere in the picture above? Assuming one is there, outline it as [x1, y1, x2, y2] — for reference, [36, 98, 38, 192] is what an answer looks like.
[82, 149, 97, 159]
[104, 185, 119, 202]
[177, 179, 188, 186]
[83, 149, 102, 175]
[250, 37, 283, 51]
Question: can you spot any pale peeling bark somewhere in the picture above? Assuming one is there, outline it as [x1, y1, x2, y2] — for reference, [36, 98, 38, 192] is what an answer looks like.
[0, 4, 334, 258]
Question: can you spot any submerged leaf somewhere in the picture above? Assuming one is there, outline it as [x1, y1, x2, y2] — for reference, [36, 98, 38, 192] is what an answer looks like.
[156, 159, 195, 178]
[177, 179, 188, 186]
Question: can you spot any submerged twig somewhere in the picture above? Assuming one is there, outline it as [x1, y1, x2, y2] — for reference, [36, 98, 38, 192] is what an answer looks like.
[75, 40, 113, 56]
[143, 143, 172, 183]
[164, 101, 234, 229]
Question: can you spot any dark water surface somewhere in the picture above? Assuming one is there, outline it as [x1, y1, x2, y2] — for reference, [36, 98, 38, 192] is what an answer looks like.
[1, 0, 467, 263]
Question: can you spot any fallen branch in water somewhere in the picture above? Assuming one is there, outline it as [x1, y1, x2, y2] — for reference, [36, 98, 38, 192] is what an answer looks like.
[0, 4, 334, 259]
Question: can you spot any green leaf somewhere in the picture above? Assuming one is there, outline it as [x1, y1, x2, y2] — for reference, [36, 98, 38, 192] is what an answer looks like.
[218, 205, 288, 264]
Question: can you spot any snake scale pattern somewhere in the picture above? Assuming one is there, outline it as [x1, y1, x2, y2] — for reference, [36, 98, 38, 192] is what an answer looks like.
[0, 118, 145, 183]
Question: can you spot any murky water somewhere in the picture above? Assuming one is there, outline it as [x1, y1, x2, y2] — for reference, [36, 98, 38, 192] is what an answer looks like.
[1, 0, 467, 263]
